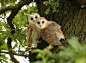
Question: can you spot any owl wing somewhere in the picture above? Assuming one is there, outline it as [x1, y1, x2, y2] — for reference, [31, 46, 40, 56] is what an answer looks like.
[41, 29, 62, 45]
[26, 25, 33, 45]
[41, 21, 63, 45]
[26, 25, 31, 35]
[49, 21, 64, 40]
[49, 21, 61, 29]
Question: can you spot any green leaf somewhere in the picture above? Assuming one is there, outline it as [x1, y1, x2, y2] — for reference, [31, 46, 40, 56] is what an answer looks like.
[0, 21, 2, 31]
[67, 37, 81, 51]
[43, 1, 48, 5]
[56, 1, 59, 7]
[75, 57, 86, 63]
[32, 49, 42, 53]
[59, 48, 75, 58]
[45, 7, 50, 15]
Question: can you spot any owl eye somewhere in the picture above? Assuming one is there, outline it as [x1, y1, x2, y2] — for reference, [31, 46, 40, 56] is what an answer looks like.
[42, 21, 44, 24]
[35, 16, 37, 19]
[37, 22, 40, 24]
[31, 18, 33, 20]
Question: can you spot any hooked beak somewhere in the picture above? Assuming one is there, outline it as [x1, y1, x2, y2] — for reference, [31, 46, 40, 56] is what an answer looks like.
[40, 25, 42, 27]
[33, 19, 36, 22]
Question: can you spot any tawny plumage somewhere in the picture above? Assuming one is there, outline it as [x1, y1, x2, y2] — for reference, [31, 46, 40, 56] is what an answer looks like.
[35, 17, 65, 45]
[26, 25, 33, 45]
[26, 13, 41, 48]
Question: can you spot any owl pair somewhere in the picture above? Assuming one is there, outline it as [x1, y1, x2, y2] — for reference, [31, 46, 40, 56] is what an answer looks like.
[26, 13, 65, 48]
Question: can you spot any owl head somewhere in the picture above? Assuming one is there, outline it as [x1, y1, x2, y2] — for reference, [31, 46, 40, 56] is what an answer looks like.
[28, 13, 40, 24]
[35, 17, 49, 29]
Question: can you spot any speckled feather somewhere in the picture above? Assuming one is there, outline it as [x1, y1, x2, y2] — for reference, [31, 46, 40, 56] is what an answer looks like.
[41, 21, 64, 45]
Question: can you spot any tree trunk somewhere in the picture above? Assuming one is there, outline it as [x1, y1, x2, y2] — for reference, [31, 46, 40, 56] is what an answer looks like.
[29, 0, 86, 63]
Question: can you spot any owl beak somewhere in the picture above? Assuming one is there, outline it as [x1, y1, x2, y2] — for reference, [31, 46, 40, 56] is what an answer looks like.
[40, 25, 42, 27]
[33, 20, 36, 22]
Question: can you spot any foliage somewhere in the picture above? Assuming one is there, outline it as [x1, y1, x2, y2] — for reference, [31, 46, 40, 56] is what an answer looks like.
[0, 0, 17, 8]
[0, 0, 86, 63]
[32, 37, 86, 63]
[0, 21, 8, 63]
[43, 0, 60, 15]
[59, 37, 86, 63]
[0, 1, 38, 63]
[0, 54, 9, 63]
[32, 45, 59, 63]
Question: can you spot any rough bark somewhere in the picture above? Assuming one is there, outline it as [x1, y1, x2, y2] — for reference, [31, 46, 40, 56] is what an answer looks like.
[29, 0, 86, 63]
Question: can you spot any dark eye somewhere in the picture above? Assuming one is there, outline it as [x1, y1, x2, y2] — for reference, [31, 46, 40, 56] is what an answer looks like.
[35, 16, 37, 19]
[31, 18, 33, 20]
[42, 21, 44, 23]
[37, 22, 40, 24]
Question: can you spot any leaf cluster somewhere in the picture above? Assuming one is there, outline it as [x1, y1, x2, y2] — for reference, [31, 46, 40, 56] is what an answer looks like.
[0, 21, 10, 63]
[43, 0, 60, 15]
[32, 37, 86, 63]
[32, 45, 58, 63]
[0, 0, 17, 8]
[0, 1, 38, 63]
[59, 37, 86, 63]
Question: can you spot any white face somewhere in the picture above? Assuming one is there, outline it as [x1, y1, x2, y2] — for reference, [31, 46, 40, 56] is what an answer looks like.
[28, 13, 40, 24]
[36, 18, 46, 29]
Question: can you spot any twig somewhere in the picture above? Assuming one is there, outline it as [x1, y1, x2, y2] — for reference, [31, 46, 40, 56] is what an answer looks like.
[0, 51, 29, 57]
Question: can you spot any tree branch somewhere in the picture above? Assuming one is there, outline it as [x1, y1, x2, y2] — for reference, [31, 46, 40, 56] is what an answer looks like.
[0, 51, 29, 57]
[0, 5, 15, 15]
[6, 0, 31, 63]
[0, 0, 32, 15]
[7, 37, 19, 63]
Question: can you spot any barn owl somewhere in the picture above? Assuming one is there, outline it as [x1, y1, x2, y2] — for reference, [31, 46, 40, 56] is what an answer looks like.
[26, 13, 41, 48]
[35, 17, 65, 45]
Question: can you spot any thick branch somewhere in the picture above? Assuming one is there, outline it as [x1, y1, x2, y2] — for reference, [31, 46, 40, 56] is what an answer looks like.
[7, 37, 19, 63]
[7, 0, 31, 29]
[0, 51, 29, 57]
[0, 0, 31, 15]
[0, 6, 14, 15]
